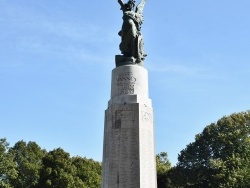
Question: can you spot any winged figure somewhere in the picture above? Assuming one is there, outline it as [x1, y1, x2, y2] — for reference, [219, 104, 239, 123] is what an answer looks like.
[117, 0, 147, 64]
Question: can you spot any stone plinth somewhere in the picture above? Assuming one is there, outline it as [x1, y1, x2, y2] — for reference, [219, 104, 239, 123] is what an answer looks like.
[102, 65, 157, 188]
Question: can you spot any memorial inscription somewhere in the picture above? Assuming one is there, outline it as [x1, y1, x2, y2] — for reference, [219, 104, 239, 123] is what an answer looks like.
[116, 110, 135, 120]
[117, 72, 137, 95]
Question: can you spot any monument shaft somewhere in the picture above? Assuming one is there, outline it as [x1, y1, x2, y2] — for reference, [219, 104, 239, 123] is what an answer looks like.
[102, 65, 157, 188]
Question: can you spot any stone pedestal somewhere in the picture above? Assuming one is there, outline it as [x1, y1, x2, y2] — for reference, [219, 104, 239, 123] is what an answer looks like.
[102, 65, 157, 188]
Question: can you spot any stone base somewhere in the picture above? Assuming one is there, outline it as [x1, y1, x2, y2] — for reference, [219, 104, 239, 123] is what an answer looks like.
[115, 55, 144, 67]
[102, 103, 157, 188]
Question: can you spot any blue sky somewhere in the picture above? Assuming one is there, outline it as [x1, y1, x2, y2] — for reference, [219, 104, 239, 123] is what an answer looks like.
[0, 0, 250, 165]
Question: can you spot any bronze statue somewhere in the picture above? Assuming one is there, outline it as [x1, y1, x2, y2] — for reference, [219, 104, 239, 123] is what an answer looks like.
[116, 0, 147, 66]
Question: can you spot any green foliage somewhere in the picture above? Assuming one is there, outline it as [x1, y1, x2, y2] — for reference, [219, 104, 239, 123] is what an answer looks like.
[0, 138, 17, 188]
[156, 152, 173, 188]
[38, 148, 102, 188]
[38, 148, 86, 188]
[156, 152, 171, 173]
[72, 156, 102, 188]
[173, 111, 250, 188]
[0, 139, 101, 188]
[8, 140, 46, 188]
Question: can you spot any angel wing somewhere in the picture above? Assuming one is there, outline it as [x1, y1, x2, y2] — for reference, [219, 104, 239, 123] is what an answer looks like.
[135, 0, 146, 15]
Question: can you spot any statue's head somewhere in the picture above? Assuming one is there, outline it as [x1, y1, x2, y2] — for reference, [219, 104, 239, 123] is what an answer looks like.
[126, 0, 135, 11]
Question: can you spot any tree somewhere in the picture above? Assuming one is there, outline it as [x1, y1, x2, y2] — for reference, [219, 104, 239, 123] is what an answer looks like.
[38, 148, 86, 188]
[156, 152, 173, 188]
[0, 138, 17, 188]
[72, 156, 102, 188]
[0, 139, 102, 187]
[173, 111, 250, 188]
[8, 140, 46, 188]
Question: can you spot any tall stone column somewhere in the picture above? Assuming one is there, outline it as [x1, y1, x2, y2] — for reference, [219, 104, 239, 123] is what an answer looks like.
[102, 65, 157, 188]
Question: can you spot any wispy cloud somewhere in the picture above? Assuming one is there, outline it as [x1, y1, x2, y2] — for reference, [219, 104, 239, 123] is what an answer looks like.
[0, 2, 115, 54]
[149, 63, 196, 75]
[147, 59, 206, 76]
[146, 54, 232, 80]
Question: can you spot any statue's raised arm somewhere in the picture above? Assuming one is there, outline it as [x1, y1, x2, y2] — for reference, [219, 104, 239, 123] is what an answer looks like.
[118, 0, 125, 9]
[135, 0, 146, 15]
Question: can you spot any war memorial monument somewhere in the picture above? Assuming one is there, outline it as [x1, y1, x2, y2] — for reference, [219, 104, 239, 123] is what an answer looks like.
[102, 0, 157, 187]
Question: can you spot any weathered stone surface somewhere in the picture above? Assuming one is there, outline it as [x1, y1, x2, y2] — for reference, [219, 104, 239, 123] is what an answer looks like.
[102, 65, 157, 188]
